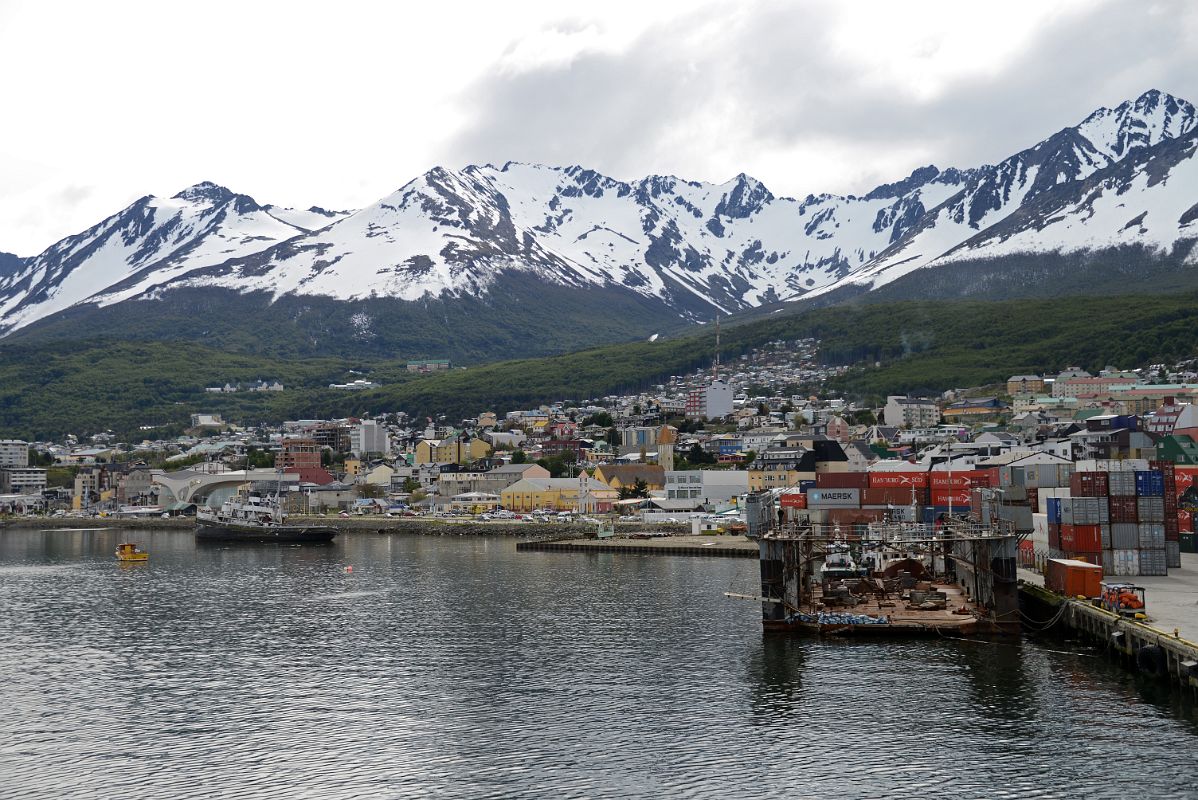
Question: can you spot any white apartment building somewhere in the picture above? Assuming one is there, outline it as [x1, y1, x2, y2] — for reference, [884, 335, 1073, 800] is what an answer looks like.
[0, 440, 29, 468]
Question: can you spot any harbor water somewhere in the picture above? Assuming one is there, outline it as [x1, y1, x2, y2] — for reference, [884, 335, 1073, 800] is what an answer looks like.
[1, 528, 1196, 799]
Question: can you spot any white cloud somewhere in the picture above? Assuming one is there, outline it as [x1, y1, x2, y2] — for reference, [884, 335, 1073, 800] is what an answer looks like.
[0, 0, 1194, 255]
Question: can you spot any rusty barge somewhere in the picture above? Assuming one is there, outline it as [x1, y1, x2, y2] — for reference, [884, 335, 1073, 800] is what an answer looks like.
[743, 498, 1022, 637]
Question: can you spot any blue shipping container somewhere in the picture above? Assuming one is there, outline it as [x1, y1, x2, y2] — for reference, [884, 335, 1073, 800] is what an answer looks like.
[798, 480, 817, 492]
[1046, 497, 1062, 524]
[1135, 470, 1165, 497]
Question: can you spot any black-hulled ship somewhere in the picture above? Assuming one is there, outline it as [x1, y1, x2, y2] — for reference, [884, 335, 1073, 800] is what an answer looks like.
[196, 489, 337, 543]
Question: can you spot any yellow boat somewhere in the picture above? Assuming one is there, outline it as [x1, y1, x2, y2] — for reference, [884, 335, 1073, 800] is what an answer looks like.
[115, 542, 149, 562]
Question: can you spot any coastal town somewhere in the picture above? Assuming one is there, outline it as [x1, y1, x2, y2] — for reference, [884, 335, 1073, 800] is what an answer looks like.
[4, 336, 1198, 580]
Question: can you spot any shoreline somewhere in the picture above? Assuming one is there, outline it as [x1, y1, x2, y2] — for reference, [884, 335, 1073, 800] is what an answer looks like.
[0, 516, 691, 538]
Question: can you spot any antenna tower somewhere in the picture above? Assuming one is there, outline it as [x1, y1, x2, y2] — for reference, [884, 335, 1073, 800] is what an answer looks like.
[713, 314, 721, 381]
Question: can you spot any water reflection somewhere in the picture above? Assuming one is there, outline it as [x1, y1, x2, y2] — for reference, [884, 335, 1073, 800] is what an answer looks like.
[2, 529, 1198, 799]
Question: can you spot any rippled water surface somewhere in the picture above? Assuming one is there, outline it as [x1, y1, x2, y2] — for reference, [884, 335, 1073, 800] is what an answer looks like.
[2, 529, 1196, 799]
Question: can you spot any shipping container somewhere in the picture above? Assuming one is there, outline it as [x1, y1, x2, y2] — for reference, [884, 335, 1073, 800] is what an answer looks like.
[1166, 541, 1182, 568]
[1107, 470, 1137, 497]
[798, 479, 817, 492]
[1138, 523, 1166, 549]
[1135, 470, 1165, 497]
[1101, 549, 1115, 576]
[1108, 495, 1138, 524]
[1062, 524, 1102, 552]
[1031, 512, 1050, 548]
[807, 488, 861, 508]
[1182, 531, 1198, 553]
[1112, 549, 1139, 576]
[1066, 497, 1106, 525]
[1111, 523, 1139, 550]
[867, 471, 929, 489]
[862, 486, 926, 506]
[1046, 558, 1103, 598]
[930, 489, 971, 508]
[1100, 524, 1111, 550]
[1070, 471, 1109, 497]
[778, 491, 807, 509]
[930, 470, 990, 489]
[1139, 548, 1168, 576]
[1137, 496, 1165, 522]
[1047, 523, 1061, 552]
[1164, 517, 1180, 541]
[1046, 497, 1063, 525]
[815, 472, 869, 489]
[1060, 497, 1074, 525]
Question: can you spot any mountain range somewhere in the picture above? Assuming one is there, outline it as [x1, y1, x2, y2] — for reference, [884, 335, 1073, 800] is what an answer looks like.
[2, 89, 1196, 361]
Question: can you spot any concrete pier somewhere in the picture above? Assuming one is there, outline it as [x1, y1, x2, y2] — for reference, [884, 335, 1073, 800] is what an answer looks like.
[516, 535, 758, 558]
[1019, 553, 1198, 690]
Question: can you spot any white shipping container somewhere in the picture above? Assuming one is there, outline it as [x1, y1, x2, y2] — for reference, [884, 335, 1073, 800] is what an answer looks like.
[1101, 549, 1115, 576]
[1076, 459, 1150, 473]
[1037, 487, 1071, 515]
[1101, 524, 1111, 550]
[1031, 512, 1049, 548]
[1112, 549, 1139, 576]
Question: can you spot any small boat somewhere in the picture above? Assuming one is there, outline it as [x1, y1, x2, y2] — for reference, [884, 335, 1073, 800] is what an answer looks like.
[115, 542, 149, 562]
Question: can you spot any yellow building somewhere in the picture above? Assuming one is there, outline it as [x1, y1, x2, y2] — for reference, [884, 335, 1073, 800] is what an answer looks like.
[748, 468, 813, 492]
[500, 477, 617, 513]
[592, 464, 665, 491]
[414, 438, 492, 465]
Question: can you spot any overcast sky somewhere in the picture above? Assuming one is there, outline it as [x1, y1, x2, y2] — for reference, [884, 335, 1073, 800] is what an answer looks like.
[2, 0, 1196, 255]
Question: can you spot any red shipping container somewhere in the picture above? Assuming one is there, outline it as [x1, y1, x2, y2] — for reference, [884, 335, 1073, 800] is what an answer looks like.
[931, 489, 970, 507]
[862, 487, 923, 505]
[779, 492, 807, 509]
[868, 471, 929, 489]
[1071, 524, 1102, 552]
[930, 470, 990, 489]
[1070, 472, 1109, 497]
[1060, 524, 1075, 551]
[1108, 496, 1138, 524]
[1048, 523, 1061, 551]
[815, 472, 870, 489]
[986, 467, 1003, 488]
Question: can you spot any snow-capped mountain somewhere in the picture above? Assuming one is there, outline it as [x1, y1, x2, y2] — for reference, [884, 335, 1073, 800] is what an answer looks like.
[1, 89, 1195, 344]
[0, 184, 349, 334]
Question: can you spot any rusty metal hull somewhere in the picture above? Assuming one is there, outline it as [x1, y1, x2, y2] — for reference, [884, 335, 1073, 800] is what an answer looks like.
[762, 618, 1020, 638]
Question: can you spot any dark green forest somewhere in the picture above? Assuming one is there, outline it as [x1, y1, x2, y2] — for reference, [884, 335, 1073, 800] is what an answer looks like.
[4, 292, 1198, 438]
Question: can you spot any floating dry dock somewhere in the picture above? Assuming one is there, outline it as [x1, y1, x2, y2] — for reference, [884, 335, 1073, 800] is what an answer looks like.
[754, 515, 1022, 637]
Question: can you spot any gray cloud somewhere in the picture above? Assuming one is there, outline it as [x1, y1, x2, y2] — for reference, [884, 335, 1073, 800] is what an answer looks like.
[445, 0, 1198, 197]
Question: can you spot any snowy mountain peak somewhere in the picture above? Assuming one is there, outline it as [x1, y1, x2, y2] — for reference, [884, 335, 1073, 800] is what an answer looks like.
[172, 181, 236, 203]
[715, 174, 774, 219]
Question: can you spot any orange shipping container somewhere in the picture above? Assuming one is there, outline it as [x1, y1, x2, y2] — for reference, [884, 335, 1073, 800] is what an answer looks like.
[1045, 558, 1102, 598]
